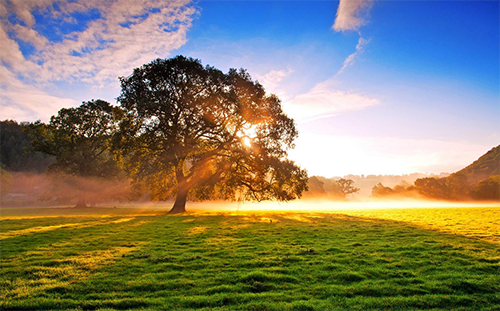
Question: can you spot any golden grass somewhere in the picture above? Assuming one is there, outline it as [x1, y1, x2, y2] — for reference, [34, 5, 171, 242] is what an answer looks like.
[187, 226, 208, 235]
[339, 207, 500, 244]
[0, 217, 138, 240]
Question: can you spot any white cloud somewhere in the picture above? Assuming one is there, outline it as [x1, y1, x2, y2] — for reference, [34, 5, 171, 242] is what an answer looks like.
[333, 0, 373, 32]
[11, 24, 49, 49]
[338, 37, 370, 74]
[7, 0, 196, 84]
[0, 3, 7, 17]
[284, 78, 380, 122]
[0, 67, 79, 122]
[257, 69, 293, 91]
[0, 25, 32, 73]
[0, 0, 197, 121]
[256, 68, 293, 99]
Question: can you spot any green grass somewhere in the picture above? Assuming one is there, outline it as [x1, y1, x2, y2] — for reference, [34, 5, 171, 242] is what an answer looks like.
[1, 207, 499, 310]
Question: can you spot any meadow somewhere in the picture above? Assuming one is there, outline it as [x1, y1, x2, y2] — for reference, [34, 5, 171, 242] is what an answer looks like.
[1, 204, 499, 310]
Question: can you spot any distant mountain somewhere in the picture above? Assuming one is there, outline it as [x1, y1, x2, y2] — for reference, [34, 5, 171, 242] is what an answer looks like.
[454, 145, 499, 184]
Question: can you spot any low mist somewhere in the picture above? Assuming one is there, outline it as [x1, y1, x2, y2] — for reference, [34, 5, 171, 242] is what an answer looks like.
[1, 172, 137, 207]
[2, 171, 498, 211]
[183, 198, 499, 213]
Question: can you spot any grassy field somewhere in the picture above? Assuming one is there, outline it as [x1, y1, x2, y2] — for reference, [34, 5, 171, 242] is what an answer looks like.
[1, 205, 499, 310]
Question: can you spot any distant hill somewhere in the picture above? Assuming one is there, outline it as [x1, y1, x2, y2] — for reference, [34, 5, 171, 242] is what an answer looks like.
[454, 145, 500, 184]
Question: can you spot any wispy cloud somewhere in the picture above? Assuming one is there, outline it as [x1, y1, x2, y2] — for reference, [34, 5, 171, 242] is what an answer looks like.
[284, 78, 380, 123]
[257, 69, 293, 91]
[0, 0, 197, 121]
[333, 0, 374, 32]
[338, 37, 370, 74]
[256, 68, 294, 100]
[0, 67, 79, 121]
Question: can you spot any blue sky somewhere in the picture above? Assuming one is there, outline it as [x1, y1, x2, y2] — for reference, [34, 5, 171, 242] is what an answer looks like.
[1, 0, 498, 176]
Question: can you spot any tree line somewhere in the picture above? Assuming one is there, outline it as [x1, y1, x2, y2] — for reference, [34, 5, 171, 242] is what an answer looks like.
[305, 173, 498, 202]
[305, 176, 360, 200]
[371, 146, 499, 201]
[372, 174, 499, 201]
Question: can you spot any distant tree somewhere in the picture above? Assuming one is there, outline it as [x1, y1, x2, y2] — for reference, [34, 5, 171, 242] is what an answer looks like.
[372, 181, 415, 198]
[331, 178, 359, 199]
[306, 176, 326, 195]
[471, 175, 500, 201]
[414, 177, 448, 200]
[115, 56, 308, 213]
[0, 168, 13, 199]
[371, 182, 394, 197]
[414, 174, 470, 201]
[444, 173, 469, 200]
[392, 180, 410, 194]
[25, 100, 126, 208]
[0, 120, 54, 172]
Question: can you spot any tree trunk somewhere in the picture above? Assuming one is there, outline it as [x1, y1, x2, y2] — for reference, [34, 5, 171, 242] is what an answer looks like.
[169, 187, 187, 214]
[75, 195, 87, 208]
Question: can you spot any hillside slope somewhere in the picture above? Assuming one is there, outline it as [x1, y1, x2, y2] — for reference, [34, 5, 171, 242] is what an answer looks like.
[454, 145, 499, 184]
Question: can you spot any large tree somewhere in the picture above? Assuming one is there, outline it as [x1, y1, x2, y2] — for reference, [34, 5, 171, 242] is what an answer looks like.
[115, 56, 308, 213]
[25, 100, 125, 207]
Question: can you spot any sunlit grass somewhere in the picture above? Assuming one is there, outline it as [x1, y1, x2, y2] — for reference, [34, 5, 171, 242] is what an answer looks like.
[339, 207, 500, 244]
[1, 205, 499, 310]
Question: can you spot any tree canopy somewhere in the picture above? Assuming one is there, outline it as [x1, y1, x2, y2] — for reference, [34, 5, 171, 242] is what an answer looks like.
[115, 56, 308, 213]
[25, 100, 126, 207]
[471, 175, 500, 201]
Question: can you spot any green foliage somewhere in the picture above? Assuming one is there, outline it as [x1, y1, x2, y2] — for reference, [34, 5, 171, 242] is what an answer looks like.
[331, 178, 359, 199]
[0, 120, 54, 172]
[412, 175, 469, 200]
[24, 100, 128, 207]
[414, 177, 449, 199]
[115, 56, 308, 213]
[1, 208, 498, 310]
[444, 173, 469, 200]
[471, 175, 500, 201]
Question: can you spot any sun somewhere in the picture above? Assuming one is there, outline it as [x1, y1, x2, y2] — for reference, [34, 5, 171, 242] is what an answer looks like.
[243, 136, 252, 147]
[239, 124, 258, 147]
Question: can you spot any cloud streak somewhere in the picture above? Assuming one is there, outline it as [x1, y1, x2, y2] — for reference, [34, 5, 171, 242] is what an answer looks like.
[338, 37, 370, 74]
[284, 78, 380, 123]
[333, 0, 374, 32]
